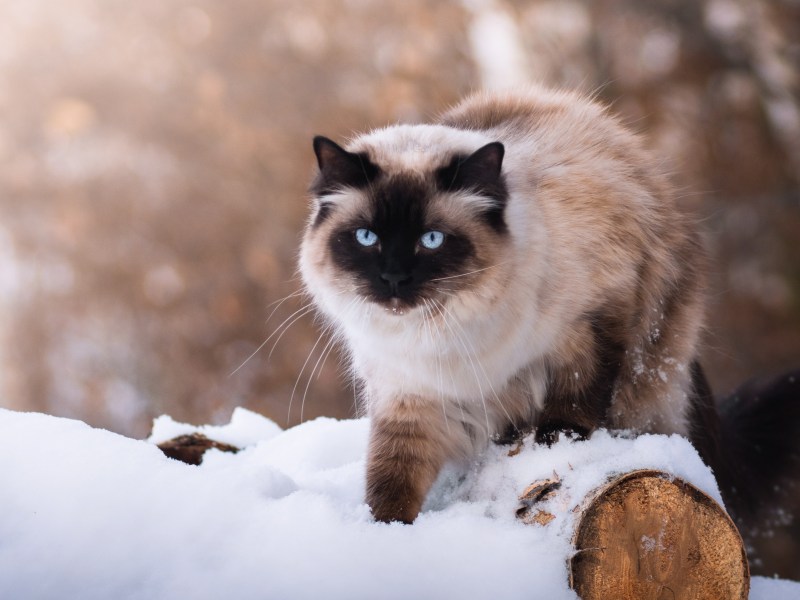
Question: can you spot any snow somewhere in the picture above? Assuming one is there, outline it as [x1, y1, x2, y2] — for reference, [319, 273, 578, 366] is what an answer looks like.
[0, 406, 797, 599]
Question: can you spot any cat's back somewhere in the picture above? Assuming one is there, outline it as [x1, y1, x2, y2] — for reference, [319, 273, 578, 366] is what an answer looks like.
[439, 85, 592, 132]
[439, 85, 632, 140]
[438, 85, 657, 189]
[439, 86, 682, 250]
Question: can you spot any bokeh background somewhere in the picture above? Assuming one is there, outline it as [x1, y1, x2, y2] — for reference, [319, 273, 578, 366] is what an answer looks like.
[1, 0, 798, 577]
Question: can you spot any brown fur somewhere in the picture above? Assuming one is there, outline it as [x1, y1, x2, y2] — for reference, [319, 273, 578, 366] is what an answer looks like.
[366, 397, 453, 524]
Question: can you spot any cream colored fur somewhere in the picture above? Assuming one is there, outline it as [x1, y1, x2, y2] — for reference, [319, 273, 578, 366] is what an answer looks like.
[299, 85, 706, 522]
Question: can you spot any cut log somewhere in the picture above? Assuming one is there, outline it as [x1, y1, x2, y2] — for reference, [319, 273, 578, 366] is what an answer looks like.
[157, 433, 240, 465]
[517, 470, 749, 600]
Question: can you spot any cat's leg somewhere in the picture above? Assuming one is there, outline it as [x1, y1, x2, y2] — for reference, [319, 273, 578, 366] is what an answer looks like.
[366, 395, 469, 523]
[490, 374, 542, 445]
[534, 384, 612, 445]
[535, 315, 626, 445]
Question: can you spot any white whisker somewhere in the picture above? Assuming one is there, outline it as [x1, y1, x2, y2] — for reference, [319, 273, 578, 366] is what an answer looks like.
[300, 331, 339, 424]
[287, 322, 334, 424]
[228, 303, 315, 377]
[267, 305, 317, 361]
[436, 299, 515, 427]
[430, 261, 508, 283]
[264, 289, 306, 320]
[431, 298, 491, 437]
[422, 299, 449, 433]
[429, 301, 467, 426]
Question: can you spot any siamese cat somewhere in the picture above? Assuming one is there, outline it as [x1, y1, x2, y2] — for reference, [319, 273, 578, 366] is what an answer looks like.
[299, 86, 799, 526]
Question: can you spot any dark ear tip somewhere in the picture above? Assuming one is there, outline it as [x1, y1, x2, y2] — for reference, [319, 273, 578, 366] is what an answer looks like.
[486, 141, 504, 159]
[313, 135, 344, 168]
[312, 135, 332, 153]
[475, 141, 505, 173]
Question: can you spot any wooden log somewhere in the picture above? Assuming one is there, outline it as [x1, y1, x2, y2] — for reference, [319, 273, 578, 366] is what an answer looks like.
[517, 470, 750, 600]
[157, 433, 240, 465]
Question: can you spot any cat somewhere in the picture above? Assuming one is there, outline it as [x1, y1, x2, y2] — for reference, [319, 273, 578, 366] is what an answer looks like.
[299, 85, 799, 526]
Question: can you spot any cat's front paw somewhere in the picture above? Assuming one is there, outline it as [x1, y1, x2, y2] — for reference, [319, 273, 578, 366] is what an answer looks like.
[534, 420, 591, 446]
[367, 489, 419, 524]
[492, 422, 525, 445]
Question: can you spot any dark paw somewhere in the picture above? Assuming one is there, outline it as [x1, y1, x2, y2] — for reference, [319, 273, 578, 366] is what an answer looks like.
[370, 506, 415, 525]
[534, 421, 591, 446]
[367, 493, 419, 524]
[492, 422, 524, 445]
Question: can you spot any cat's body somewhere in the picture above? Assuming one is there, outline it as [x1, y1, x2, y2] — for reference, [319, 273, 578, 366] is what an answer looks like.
[299, 86, 796, 526]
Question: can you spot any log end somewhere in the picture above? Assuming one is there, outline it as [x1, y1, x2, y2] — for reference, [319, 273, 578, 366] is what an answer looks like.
[570, 470, 749, 600]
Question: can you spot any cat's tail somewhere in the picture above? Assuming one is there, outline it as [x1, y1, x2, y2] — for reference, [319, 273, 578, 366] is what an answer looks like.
[690, 366, 800, 532]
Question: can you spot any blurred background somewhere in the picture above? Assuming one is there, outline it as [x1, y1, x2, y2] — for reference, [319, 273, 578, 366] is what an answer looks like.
[0, 0, 798, 576]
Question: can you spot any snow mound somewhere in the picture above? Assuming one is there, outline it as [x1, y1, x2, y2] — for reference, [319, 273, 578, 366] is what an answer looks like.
[0, 407, 796, 599]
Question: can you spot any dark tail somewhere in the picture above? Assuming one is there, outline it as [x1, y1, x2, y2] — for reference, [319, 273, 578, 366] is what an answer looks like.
[689, 364, 800, 533]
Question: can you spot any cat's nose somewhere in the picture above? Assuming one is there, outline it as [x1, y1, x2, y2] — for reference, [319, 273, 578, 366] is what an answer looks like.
[380, 272, 412, 288]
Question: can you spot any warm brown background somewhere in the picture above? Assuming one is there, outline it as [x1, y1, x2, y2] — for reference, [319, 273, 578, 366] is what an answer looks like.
[0, 0, 798, 577]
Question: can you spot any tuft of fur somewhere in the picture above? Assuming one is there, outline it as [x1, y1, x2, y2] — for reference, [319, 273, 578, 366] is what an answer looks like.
[298, 86, 793, 526]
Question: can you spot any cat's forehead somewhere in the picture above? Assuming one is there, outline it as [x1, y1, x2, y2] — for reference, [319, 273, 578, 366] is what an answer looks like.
[348, 124, 493, 174]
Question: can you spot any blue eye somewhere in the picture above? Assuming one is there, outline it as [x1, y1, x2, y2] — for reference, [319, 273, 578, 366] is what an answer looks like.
[355, 228, 378, 247]
[420, 230, 445, 250]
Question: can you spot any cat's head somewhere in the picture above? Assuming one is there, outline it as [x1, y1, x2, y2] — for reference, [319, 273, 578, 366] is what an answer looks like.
[299, 125, 511, 323]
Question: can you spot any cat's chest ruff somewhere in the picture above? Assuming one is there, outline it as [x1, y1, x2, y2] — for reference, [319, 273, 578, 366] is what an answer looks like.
[345, 305, 542, 397]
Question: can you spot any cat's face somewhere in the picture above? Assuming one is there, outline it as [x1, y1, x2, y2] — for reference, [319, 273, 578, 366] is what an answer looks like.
[300, 129, 509, 320]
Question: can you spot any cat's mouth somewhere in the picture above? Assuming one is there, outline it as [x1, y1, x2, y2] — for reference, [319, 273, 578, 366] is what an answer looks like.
[365, 294, 419, 316]
[375, 293, 448, 317]
[385, 297, 408, 315]
[362, 283, 446, 316]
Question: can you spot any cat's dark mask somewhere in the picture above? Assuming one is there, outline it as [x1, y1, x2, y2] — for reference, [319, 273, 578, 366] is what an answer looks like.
[309, 136, 508, 311]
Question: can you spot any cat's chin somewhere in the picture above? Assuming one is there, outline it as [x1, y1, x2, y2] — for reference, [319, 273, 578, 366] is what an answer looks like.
[366, 295, 428, 316]
[373, 294, 451, 317]
[381, 297, 412, 316]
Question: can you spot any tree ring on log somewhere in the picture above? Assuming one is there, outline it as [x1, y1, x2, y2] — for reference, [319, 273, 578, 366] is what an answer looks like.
[570, 469, 749, 600]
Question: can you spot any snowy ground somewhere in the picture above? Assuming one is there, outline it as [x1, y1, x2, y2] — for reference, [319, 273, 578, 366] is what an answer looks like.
[0, 407, 797, 599]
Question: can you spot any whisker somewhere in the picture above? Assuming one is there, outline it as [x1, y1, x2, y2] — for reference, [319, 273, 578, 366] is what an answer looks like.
[422, 299, 450, 433]
[300, 298, 366, 423]
[431, 298, 491, 438]
[430, 261, 509, 283]
[351, 367, 359, 415]
[427, 300, 467, 425]
[264, 289, 307, 324]
[300, 331, 339, 424]
[297, 295, 365, 423]
[228, 303, 314, 377]
[316, 333, 340, 381]
[267, 305, 317, 361]
[287, 323, 334, 424]
[437, 299, 515, 427]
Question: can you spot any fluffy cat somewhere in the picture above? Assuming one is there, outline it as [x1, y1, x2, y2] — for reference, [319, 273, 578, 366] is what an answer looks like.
[299, 86, 798, 526]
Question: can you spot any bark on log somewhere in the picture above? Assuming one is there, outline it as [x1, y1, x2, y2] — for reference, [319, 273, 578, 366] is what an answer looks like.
[517, 470, 750, 600]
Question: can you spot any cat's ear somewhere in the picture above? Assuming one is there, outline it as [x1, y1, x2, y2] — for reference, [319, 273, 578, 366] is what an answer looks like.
[312, 136, 379, 196]
[436, 142, 508, 232]
[436, 142, 505, 194]
[460, 141, 505, 187]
